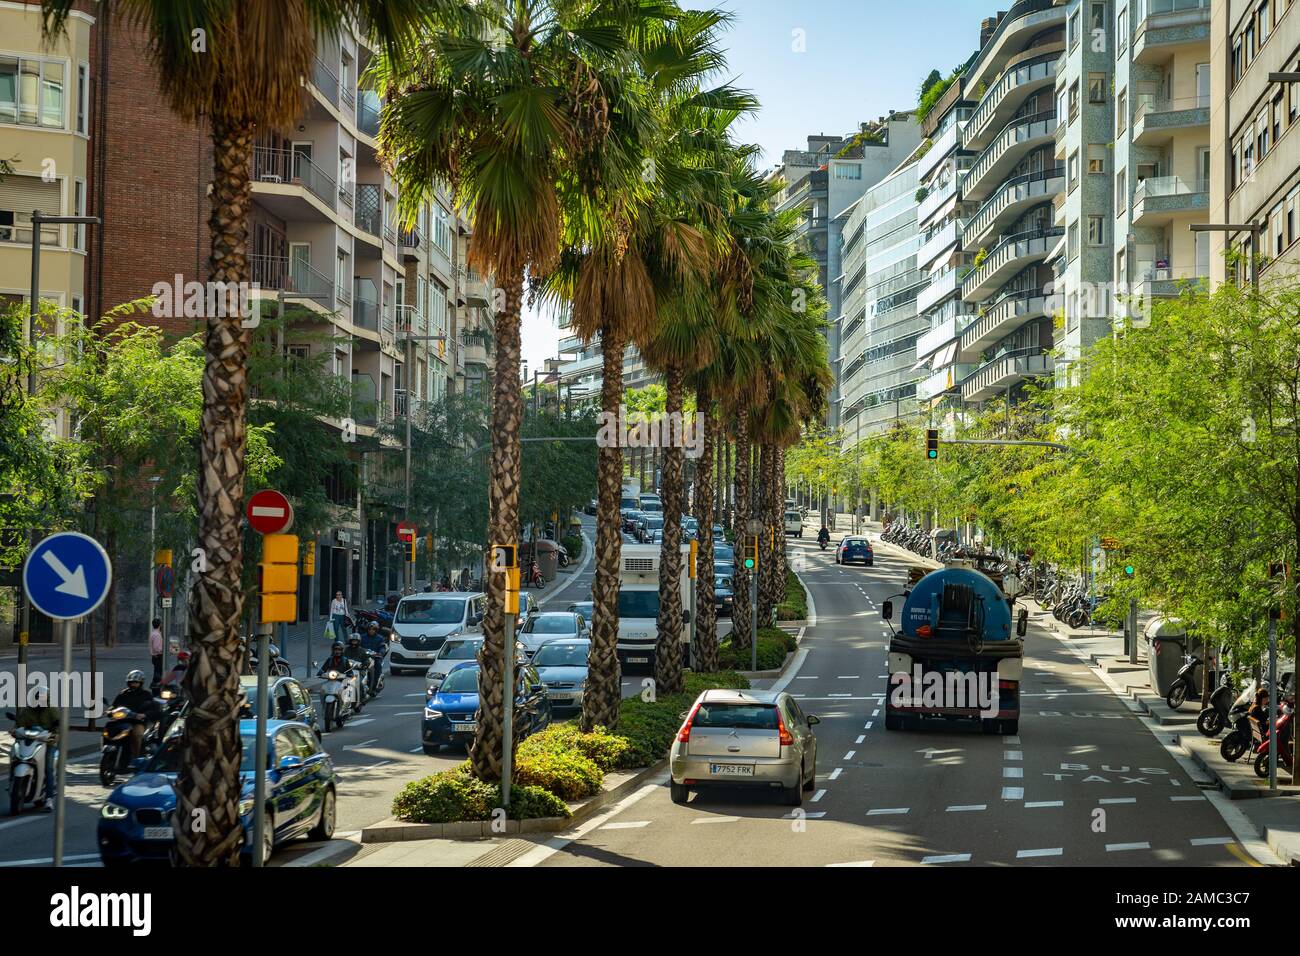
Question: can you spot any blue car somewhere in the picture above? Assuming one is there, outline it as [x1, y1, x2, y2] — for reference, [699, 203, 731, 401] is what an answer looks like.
[239, 675, 320, 737]
[422, 661, 552, 755]
[97, 718, 337, 866]
[836, 536, 874, 566]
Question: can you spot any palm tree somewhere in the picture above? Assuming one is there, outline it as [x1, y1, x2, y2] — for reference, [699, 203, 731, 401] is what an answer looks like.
[377, 0, 651, 776]
[42, 0, 424, 866]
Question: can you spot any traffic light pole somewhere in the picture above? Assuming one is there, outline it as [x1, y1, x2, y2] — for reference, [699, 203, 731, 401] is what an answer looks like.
[1267, 615, 1278, 791]
[502, 612, 514, 807]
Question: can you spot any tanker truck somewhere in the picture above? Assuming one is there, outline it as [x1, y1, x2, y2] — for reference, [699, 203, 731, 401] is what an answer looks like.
[880, 565, 1027, 735]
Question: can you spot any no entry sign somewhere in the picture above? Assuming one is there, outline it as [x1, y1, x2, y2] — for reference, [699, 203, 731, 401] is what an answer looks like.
[247, 489, 294, 535]
[397, 521, 416, 541]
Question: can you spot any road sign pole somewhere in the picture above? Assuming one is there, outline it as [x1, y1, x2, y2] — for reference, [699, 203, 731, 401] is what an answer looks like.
[1128, 599, 1138, 665]
[750, 570, 758, 673]
[1268, 615, 1278, 791]
[253, 621, 272, 865]
[502, 612, 514, 807]
[53, 616, 73, 866]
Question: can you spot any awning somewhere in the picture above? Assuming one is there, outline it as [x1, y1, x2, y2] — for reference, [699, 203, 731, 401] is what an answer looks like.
[1044, 231, 1066, 264]
[911, 340, 958, 373]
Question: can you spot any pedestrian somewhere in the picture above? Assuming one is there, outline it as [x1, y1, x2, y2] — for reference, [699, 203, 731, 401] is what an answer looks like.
[330, 590, 348, 637]
[149, 618, 164, 684]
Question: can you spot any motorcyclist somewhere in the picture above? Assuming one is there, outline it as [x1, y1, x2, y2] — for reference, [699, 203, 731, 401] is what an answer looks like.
[817, 526, 830, 547]
[318, 641, 352, 678]
[344, 633, 372, 694]
[160, 650, 190, 690]
[14, 686, 60, 806]
[360, 622, 388, 693]
[111, 670, 160, 760]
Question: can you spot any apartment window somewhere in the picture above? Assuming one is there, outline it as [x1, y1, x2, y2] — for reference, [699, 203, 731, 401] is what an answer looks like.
[1068, 150, 1080, 191]
[1068, 220, 1080, 261]
[1088, 73, 1106, 104]
[433, 204, 452, 257]
[75, 62, 87, 135]
[1091, 2, 1107, 32]
[1260, 1, 1271, 45]
[1117, 7, 1127, 53]
[1069, 81, 1080, 122]
[336, 249, 348, 296]
[0, 173, 61, 243]
[1070, 9, 1082, 48]
[1116, 89, 1127, 135]
[1272, 200, 1285, 256]
[1116, 169, 1126, 213]
[1272, 91, 1283, 142]
[1056, 86, 1068, 125]
[1245, 24, 1255, 60]
[1087, 144, 1107, 174]
[1289, 184, 1300, 246]
[73, 178, 85, 251]
[1257, 107, 1269, 159]
[1117, 250, 1127, 288]
[0, 55, 66, 128]
[1088, 215, 1105, 245]
[834, 163, 862, 180]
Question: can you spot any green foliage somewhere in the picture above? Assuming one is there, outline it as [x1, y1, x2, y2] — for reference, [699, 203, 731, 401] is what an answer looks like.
[717, 626, 793, 670]
[518, 722, 632, 771]
[776, 569, 807, 621]
[614, 670, 752, 766]
[513, 748, 604, 800]
[561, 533, 583, 558]
[391, 767, 568, 823]
[916, 64, 965, 123]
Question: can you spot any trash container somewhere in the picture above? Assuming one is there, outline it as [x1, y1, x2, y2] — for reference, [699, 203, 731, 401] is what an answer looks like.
[1145, 618, 1208, 698]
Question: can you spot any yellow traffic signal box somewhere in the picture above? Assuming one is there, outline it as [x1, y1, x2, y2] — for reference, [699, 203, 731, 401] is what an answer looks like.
[260, 533, 299, 623]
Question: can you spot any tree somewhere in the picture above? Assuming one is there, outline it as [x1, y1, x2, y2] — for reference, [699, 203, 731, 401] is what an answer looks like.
[378, 0, 651, 775]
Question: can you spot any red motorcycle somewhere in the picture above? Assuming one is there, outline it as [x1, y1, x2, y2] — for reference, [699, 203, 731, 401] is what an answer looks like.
[1253, 698, 1294, 779]
[525, 561, 544, 589]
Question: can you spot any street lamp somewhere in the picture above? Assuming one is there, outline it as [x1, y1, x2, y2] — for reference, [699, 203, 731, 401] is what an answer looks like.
[1190, 221, 1264, 293]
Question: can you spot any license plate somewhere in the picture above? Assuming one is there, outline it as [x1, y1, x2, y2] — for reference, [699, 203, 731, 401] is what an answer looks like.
[453, 722, 476, 732]
[143, 826, 174, 840]
[549, 693, 573, 701]
[709, 763, 754, 777]
[628, 656, 648, 664]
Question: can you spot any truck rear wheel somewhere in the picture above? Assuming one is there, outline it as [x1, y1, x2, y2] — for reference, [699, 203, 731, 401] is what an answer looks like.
[1000, 719, 1018, 735]
[980, 719, 1000, 734]
[884, 711, 902, 731]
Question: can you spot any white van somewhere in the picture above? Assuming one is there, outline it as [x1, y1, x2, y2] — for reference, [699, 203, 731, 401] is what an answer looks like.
[390, 591, 486, 675]
[784, 510, 805, 537]
[617, 543, 690, 671]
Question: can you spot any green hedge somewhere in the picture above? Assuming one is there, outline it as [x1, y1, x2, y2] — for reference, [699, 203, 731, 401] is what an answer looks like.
[614, 670, 751, 767]
[392, 768, 569, 823]
[513, 749, 603, 800]
[776, 569, 808, 621]
[716, 626, 795, 671]
[518, 722, 631, 771]
[561, 534, 583, 559]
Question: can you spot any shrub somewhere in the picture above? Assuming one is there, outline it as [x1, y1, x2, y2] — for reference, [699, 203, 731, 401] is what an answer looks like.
[611, 670, 751, 767]
[716, 628, 790, 671]
[519, 722, 632, 771]
[561, 534, 582, 559]
[391, 767, 571, 823]
[776, 569, 808, 620]
[514, 749, 604, 801]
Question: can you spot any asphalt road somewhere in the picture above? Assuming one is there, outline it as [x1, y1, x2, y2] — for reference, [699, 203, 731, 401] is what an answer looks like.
[519, 522, 1263, 868]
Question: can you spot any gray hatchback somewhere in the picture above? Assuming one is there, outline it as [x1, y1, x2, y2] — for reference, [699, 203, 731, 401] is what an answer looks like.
[669, 689, 819, 806]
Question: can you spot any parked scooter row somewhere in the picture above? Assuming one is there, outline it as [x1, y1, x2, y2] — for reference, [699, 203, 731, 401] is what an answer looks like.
[1193, 674, 1296, 779]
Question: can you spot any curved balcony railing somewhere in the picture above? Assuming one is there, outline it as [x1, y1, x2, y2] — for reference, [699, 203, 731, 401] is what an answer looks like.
[959, 347, 1054, 401]
[957, 289, 1049, 359]
[963, 48, 1062, 150]
[961, 226, 1063, 301]
[965, 166, 1065, 246]
[962, 109, 1058, 200]
[252, 146, 337, 209]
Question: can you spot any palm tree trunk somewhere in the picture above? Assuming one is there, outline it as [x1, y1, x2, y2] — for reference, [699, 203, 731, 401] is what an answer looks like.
[694, 390, 719, 672]
[469, 267, 525, 781]
[758, 442, 776, 625]
[655, 362, 685, 694]
[582, 320, 625, 731]
[775, 444, 788, 603]
[176, 116, 255, 867]
[713, 431, 723, 531]
[731, 411, 753, 650]
[725, 439, 732, 524]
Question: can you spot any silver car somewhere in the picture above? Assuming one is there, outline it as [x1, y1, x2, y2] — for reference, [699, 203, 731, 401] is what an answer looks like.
[517, 611, 588, 659]
[669, 689, 819, 807]
[531, 637, 590, 711]
[424, 636, 527, 695]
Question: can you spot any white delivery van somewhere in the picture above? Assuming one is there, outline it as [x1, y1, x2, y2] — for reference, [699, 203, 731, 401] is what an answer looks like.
[784, 510, 805, 537]
[617, 543, 690, 671]
[390, 591, 485, 675]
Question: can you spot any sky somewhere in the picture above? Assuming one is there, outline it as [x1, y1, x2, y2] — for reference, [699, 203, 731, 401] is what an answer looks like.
[519, 0, 999, 372]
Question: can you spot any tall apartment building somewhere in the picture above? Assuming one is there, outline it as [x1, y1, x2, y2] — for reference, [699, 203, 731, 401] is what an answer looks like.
[770, 118, 922, 428]
[0, 1, 95, 445]
[837, 151, 928, 439]
[1210, 0, 1300, 281]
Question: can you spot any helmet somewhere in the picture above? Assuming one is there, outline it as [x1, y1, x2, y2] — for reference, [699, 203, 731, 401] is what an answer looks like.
[126, 669, 146, 685]
[347, 633, 361, 644]
[331, 641, 343, 653]
[367, 621, 379, 631]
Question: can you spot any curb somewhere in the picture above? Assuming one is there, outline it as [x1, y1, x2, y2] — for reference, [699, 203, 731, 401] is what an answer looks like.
[358, 756, 669, 845]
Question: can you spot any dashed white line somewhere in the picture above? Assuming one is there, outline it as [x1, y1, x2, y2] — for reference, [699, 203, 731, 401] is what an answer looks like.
[1002, 767, 1023, 778]
[811, 789, 827, 803]
[691, 816, 741, 825]
[1190, 837, 1234, 846]
[863, 721, 874, 730]
[1003, 750, 1023, 761]
[1170, 795, 1206, 801]
[827, 860, 875, 867]
[828, 768, 843, 781]
[855, 735, 865, 744]
[1025, 800, 1063, 808]
[871, 709, 880, 717]
[1017, 847, 1063, 859]
[843, 750, 856, 760]
[1105, 842, 1150, 852]
[866, 807, 909, 816]
[837, 675, 860, 679]
[343, 738, 379, 750]
[603, 821, 651, 830]
[1001, 787, 1024, 800]
[1098, 797, 1137, 805]
[922, 853, 971, 864]
[946, 804, 986, 812]
[1003, 735, 1021, 744]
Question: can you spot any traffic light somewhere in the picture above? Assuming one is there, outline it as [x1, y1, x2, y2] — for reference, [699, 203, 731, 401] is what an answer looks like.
[1123, 563, 1135, 578]
[743, 535, 758, 570]
[926, 428, 939, 459]
[259, 533, 299, 623]
[688, 539, 698, 580]
[490, 544, 517, 571]
[302, 540, 316, 577]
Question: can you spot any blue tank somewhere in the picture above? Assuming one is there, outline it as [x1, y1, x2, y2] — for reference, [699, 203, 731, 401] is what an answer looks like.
[900, 567, 1013, 642]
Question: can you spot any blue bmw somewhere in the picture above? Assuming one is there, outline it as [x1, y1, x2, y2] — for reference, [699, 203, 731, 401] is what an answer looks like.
[97, 718, 337, 866]
[836, 537, 874, 566]
[422, 661, 552, 755]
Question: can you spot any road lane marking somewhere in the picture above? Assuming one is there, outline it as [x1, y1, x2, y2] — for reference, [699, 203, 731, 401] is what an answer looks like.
[866, 807, 908, 815]
[1190, 837, 1234, 846]
[837, 675, 859, 679]
[368, 760, 392, 770]
[345, 718, 375, 727]
[0, 853, 101, 867]
[811, 789, 826, 802]
[827, 693, 851, 698]
[1098, 797, 1137, 805]
[1003, 735, 1021, 744]
[1003, 750, 1023, 761]
[871, 709, 880, 716]
[394, 711, 421, 716]
[691, 816, 740, 825]
[828, 768, 843, 781]
[1017, 847, 1063, 859]
[1025, 800, 1064, 808]
[855, 735, 865, 744]
[922, 853, 970, 864]
[1001, 787, 1024, 800]
[827, 860, 874, 866]
[0, 816, 41, 833]
[946, 804, 986, 812]
[409, 746, 424, 753]
[1002, 767, 1023, 778]
[602, 821, 651, 830]
[1105, 842, 1150, 852]
[864, 721, 873, 729]
[343, 738, 379, 750]
[1170, 795, 1205, 801]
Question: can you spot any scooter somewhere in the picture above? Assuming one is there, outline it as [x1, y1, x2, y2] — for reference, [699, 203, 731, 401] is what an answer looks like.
[1253, 700, 1294, 779]
[319, 665, 360, 733]
[5, 714, 54, 816]
[1165, 653, 1203, 710]
[366, 647, 387, 696]
[525, 563, 544, 588]
[1197, 673, 1237, 737]
[99, 706, 161, 788]
[818, 536, 830, 551]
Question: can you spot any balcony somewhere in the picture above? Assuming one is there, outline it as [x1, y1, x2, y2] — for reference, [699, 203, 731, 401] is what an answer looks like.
[916, 268, 962, 315]
[960, 349, 1054, 402]
[250, 254, 335, 306]
[1133, 0, 1210, 66]
[1132, 95, 1210, 146]
[917, 123, 960, 182]
[963, 47, 1063, 152]
[961, 227, 1063, 302]
[957, 290, 1051, 362]
[1131, 176, 1208, 225]
[918, 365, 960, 401]
[251, 147, 337, 219]
[916, 219, 963, 272]
[915, 313, 972, 363]
[462, 334, 490, 367]
[357, 91, 381, 138]
[962, 110, 1058, 203]
[396, 303, 424, 336]
[964, 167, 1065, 249]
[465, 269, 491, 306]
[917, 177, 958, 228]
[311, 56, 339, 107]
[354, 184, 383, 254]
[381, 307, 397, 346]
[1134, 262, 1210, 299]
[352, 293, 379, 334]
[399, 225, 424, 258]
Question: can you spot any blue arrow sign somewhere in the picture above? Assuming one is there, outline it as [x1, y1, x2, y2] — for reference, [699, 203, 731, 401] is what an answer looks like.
[23, 532, 113, 621]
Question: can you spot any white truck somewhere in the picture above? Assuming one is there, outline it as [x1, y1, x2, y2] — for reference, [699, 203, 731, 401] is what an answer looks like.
[622, 478, 642, 499]
[617, 543, 691, 671]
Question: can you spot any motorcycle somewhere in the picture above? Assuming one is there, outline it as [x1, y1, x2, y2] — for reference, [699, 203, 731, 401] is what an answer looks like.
[1197, 673, 1236, 737]
[1253, 700, 1294, 779]
[525, 563, 544, 588]
[818, 536, 829, 551]
[319, 666, 361, 733]
[1219, 681, 1261, 762]
[99, 706, 161, 788]
[1165, 653, 1203, 710]
[365, 646, 387, 696]
[5, 714, 54, 816]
